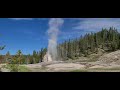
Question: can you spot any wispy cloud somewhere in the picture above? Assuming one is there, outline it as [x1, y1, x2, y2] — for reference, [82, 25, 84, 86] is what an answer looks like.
[9, 18, 34, 20]
[58, 18, 120, 41]
[73, 18, 120, 32]
[59, 30, 83, 41]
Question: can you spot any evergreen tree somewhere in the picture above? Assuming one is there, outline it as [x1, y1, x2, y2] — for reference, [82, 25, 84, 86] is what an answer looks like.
[0, 45, 5, 50]
[58, 27, 120, 60]
[33, 50, 37, 63]
[40, 48, 43, 62]
[5, 51, 11, 63]
[67, 39, 72, 58]
[15, 50, 24, 64]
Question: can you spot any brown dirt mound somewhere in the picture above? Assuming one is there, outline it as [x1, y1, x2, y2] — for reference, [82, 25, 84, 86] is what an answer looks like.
[97, 50, 120, 65]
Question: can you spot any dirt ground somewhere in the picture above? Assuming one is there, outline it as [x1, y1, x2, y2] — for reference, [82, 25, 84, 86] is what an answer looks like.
[21, 61, 120, 72]
[1, 62, 120, 72]
[2, 50, 120, 72]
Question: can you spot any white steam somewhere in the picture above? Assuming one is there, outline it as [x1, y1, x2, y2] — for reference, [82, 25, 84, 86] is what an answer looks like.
[47, 18, 64, 61]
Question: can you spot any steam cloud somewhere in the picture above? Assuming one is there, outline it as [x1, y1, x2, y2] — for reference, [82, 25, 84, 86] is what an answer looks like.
[47, 18, 64, 61]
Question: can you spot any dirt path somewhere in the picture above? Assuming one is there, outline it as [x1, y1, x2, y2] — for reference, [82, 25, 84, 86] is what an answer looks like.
[23, 62, 86, 72]
[1, 61, 120, 72]
[23, 62, 120, 72]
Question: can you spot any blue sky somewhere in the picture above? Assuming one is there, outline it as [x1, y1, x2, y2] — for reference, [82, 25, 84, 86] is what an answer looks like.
[0, 18, 120, 55]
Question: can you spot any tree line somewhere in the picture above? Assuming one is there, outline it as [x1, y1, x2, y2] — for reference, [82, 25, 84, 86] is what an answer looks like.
[0, 48, 47, 64]
[1, 27, 120, 64]
[57, 27, 120, 60]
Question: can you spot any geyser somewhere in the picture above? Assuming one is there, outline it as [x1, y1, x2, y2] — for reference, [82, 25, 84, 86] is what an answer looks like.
[43, 18, 64, 62]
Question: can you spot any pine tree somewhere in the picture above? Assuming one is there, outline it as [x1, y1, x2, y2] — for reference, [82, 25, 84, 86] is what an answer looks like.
[67, 39, 72, 59]
[5, 51, 11, 63]
[17, 50, 22, 56]
[73, 39, 76, 57]
[33, 50, 37, 63]
[0, 46, 5, 64]
[57, 45, 62, 60]
[63, 40, 67, 59]
[0, 45, 5, 50]
[16, 50, 24, 64]
[26, 54, 30, 64]
[40, 48, 43, 62]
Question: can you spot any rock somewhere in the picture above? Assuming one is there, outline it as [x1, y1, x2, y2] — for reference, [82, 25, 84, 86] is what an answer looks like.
[43, 53, 52, 62]
[98, 50, 120, 65]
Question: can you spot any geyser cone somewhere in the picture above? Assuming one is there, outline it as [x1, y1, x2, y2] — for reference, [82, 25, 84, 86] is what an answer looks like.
[43, 53, 52, 62]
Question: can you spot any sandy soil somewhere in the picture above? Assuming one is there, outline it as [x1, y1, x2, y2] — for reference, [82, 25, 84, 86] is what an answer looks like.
[45, 63, 85, 72]
[1, 62, 120, 72]
[22, 62, 86, 72]
[21, 62, 120, 72]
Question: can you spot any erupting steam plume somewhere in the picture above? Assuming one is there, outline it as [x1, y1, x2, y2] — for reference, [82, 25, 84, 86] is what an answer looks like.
[43, 18, 64, 62]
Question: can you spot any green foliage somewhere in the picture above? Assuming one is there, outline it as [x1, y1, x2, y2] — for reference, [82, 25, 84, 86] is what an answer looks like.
[57, 27, 120, 60]
[0, 45, 5, 50]
[18, 66, 31, 72]
[0, 44, 5, 63]
[1, 27, 120, 63]
[4, 64, 30, 72]
[6, 64, 19, 72]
